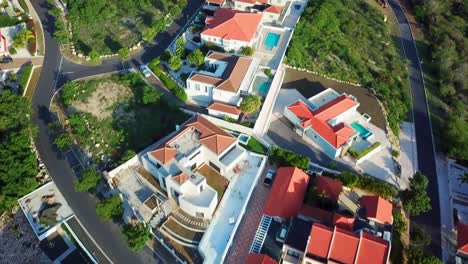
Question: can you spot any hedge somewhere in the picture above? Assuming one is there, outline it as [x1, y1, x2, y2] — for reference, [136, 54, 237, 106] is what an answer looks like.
[268, 146, 309, 170]
[19, 64, 33, 94]
[356, 142, 381, 160]
[356, 175, 397, 200]
[149, 59, 187, 102]
[0, 15, 21, 28]
[18, 0, 29, 13]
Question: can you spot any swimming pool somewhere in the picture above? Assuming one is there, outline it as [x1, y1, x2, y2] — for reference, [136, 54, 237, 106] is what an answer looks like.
[238, 134, 250, 144]
[265, 33, 280, 51]
[258, 81, 271, 95]
[351, 122, 372, 139]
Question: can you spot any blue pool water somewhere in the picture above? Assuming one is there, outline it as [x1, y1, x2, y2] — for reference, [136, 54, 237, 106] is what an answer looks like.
[265, 33, 280, 51]
[351, 122, 372, 139]
[257, 81, 271, 96]
[238, 134, 250, 144]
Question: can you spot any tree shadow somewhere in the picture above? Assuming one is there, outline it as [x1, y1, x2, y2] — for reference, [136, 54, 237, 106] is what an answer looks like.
[104, 36, 123, 54]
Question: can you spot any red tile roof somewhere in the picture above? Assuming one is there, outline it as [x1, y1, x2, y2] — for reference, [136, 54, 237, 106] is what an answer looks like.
[150, 115, 236, 164]
[206, 0, 225, 4]
[246, 253, 278, 264]
[287, 96, 358, 148]
[299, 204, 333, 224]
[263, 167, 310, 219]
[332, 213, 355, 231]
[306, 224, 334, 259]
[316, 176, 343, 202]
[355, 232, 390, 264]
[208, 102, 241, 115]
[264, 5, 283, 14]
[360, 195, 393, 224]
[201, 8, 262, 43]
[458, 222, 468, 254]
[172, 172, 189, 185]
[328, 227, 360, 264]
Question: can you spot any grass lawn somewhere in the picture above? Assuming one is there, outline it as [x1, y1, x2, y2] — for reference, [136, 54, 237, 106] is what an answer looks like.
[24, 66, 42, 102]
[196, 164, 229, 202]
[240, 137, 268, 155]
[162, 218, 204, 242]
[60, 73, 189, 166]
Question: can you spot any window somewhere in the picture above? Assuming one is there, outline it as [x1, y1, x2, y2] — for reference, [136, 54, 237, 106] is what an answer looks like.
[287, 250, 300, 258]
[200, 185, 204, 192]
[189, 151, 201, 160]
[196, 212, 204, 218]
[205, 86, 208, 93]
[195, 83, 200, 91]
[209, 161, 221, 173]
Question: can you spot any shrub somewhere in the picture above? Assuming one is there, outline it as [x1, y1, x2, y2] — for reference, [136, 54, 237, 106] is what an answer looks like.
[264, 68, 273, 78]
[89, 50, 101, 63]
[118, 47, 130, 60]
[142, 85, 162, 105]
[239, 46, 254, 56]
[120, 150, 136, 163]
[60, 81, 78, 106]
[240, 94, 261, 113]
[175, 37, 185, 58]
[269, 146, 309, 170]
[8, 73, 17, 82]
[18, 64, 33, 94]
[53, 133, 72, 149]
[96, 195, 123, 221]
[122, 222, 151, 251]
[200, 42, 224, 55]
[356, 175, 397, 199]
[9, 47, 17, 55]
[240, 120, 254, 128]
[391, 149, 400, 158]
[355, 142, 381, 160]
[149, 62, 188, 102]
[0, 15, 21, 27]
[168, 55, 182, 71]
[18, 0, 29, 13]
[402, 172, 431, 215]
[339, 171, 359, 188]
[407, 247, 441, 264]
[160, 50, 172, 61]
[74, 167, 101, 193]
[240, 137, 268, 155]
[392, 210, 407, 234]
[149, 58, 160, 70]
[187, 49, 205, 67]
[223, 116, 237, 123]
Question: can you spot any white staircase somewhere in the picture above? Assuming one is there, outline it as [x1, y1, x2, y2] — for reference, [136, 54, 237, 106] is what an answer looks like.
[249, 214, 272, 253]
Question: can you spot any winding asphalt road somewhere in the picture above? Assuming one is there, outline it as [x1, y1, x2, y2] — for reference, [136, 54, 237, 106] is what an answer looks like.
[30, 0, 204, 263]
[389, 0, 441, 258]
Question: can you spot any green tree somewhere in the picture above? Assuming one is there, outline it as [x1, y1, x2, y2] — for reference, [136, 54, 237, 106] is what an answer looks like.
[142, 86, 162, 105]
[60, 81, 78, 106]
[239, 46, 254, 56]
[175, 37, 185, 58]
[89, 50, 101, 63]
[96, 195, 123, 221]
[168, 55, 182, 71]
[407, 247, 441, 264]
[402, 171, 432, 215]
[240, 95, 261, 113]
[392, 210, 407, 234]
[120, 149, 136, 163]
[339, 171, 359, 188]
[13, 30, 34, 48]
[444, 116, 468, 161]
[118, 47, 130, 61]
[142, 27, 157, 42]
[74, 167, 101, 193]
[53, 133, 72, 149]
[122, 222, 151, 251]
[0, 90, 38, 213]
[268, 146, 310, 170]
[187, 49, 205, 67]
[149, 58, 160, 71]
[54, 19, 69, 44]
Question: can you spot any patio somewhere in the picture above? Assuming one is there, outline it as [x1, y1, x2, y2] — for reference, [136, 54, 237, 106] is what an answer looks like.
[254, 26, 292, 68]
[196, 164, 229, 202]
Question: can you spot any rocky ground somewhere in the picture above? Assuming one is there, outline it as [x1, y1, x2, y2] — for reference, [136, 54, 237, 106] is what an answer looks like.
[0, 208, 51, 264]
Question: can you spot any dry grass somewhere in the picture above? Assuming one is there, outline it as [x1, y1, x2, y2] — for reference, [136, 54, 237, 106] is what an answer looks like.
[196, 164, 229, 202]
[137, 167, 167, 195]
[162, 218, 204, 242]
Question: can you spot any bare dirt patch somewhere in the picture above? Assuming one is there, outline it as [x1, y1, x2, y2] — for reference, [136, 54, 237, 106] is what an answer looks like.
[73, 81, 132, 120]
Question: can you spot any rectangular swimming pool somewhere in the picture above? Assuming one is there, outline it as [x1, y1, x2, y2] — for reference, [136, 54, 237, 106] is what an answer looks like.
[265, 32, 280, 51]
[351, 121, 372, 139]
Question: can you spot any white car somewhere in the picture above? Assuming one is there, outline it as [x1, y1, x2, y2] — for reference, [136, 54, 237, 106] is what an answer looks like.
[139, 65, 151, 77]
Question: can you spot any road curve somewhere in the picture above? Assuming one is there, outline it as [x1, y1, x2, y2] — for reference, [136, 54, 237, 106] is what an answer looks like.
[29, 0, 204, 263]
[388, 0, 441, 258]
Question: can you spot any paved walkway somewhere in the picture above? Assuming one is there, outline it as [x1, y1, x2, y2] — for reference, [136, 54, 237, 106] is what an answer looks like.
[224, 167, 271, 264]
[0, 57, 44, 70]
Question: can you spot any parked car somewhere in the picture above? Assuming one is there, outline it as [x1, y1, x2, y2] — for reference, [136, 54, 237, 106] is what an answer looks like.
[139, 65, 151, 77]
[263, 169, 276, 186]
[0, 56, 13, 64]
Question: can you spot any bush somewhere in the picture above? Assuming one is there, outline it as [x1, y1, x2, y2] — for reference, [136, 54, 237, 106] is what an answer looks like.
[9, 47, 17, 55]
[339, 171, 359, 188]
[149, 61, 188, 102]
[96, 195, 123, 221]
[175, 37, 185, 58]
[200, 42, 225, 55]
[89, 50, 101, 63]
[223, 116, 237, 123]
[18, 64, 33, 94]
[239, 46, 254, 56]
[356, 175, 397, 200]
[160, 50, 172, 61]
[391, 149, 400, 158]
[53, 133, 72, 149]
[407, 247, 441, 264]
[240, 137, 268, 155]
[74, 167, 101, 193]
[187, 49, 205, 67]
[0, 15, 21, 27]
[264, 68, 273, 78]
[269, 146, 309, 170]
[392, 210, 407, 234]
[142, 85, 162, 105]
[402, 171, 431, 215]
[18, 0, 29, 13]
[168, 55, 182, 71]
[355, 142, 381, 160]
[240, 95, 261, 113]
[240, 120, 254, 128]
[122, 222, 151, 251]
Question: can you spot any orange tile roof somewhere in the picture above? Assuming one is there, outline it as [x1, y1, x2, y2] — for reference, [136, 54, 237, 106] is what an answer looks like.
[360, 195, 393, 224]
[189, 52, 253, 93]
[172, 172, 189, 185]
[458, 222, 468, 254]
[264, 5, 283, 14]
[306, 224, 334, 259]
[316, 176, 343, 202]
[201, 8, 262, 43]
[246, 253, 278, 264]
[287, 96, 358, 148]
[328, 227, 360, 264]
[207, 102, 241, 115]
[206, 0, 225, 4]
[150, 115, 236, 164]
[299, 204, 333, 224]
[263, 167, 310, 219]
[355, 232, 390, 264]
[332, 213, 355, 231]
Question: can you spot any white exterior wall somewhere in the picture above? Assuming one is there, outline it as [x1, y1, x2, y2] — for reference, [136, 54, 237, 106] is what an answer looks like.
[142, 154, 167, 190]
[201, 34, 251, 52]
[212, 89, 241, 105]
[208, 108, 240, 120]
[327, 104, 359, 126]
[186, 79, 214, 103]
[233, 1, 253, 11]
[262, 12, 281, 23]
[179, 194, 217, 220]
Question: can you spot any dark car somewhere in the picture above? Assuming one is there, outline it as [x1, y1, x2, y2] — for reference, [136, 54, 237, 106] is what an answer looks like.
[263, 169, 276, 186]
[0, 56, 13, 64]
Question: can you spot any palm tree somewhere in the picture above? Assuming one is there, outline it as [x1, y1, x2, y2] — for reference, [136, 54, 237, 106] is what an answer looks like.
[458, 172, 468, 185]
[13, 30, 35, 49]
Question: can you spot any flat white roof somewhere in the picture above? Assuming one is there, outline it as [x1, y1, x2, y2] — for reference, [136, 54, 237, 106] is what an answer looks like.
[308, 88, 340, 110]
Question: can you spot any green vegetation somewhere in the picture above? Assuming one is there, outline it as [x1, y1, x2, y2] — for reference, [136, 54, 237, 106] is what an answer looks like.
[96, 195, 123, 221]
[402, 171, 431, 215]
[264, 68, 273, 78]
[175, 37, 185, 58]
[118, 47, 130, 60]
[240, 137, 268, 155]
[393, 210, 407, 234]
[410, 0, 467, 162]
[47, 7, 69, 44]
[407, 247, 441, 264]
[18, 0, 29, 13]
[89, 50, 101, 63]
[239, 46, 254, 56]
[13, 29, 34, 49]
[240, 120, 254, 128]
[269, 146, 309, 170]
[240, 94, 261, 113]
[63, 0, 186, 54]
[0, 15, 24, 27]
[53, 133, 72, 149]
[0, 91, 39, 213]
[286, 0, 409, 136]
[60, 73, 188, 165]
[357, 175, 397, 200]
[407, 223, 441, 263]
[355, 142, 381, 160]
[148, 58, 188, 102]
[391, 149, 400, 158]
[18, 64, 33, 94]
[200, 42, 225, 55]
[122, 222, 151, 251]
[168, 55, 182, 71]
[304, 176, 339, 210]
[74, 167, 101, 193]
[339, 171, 359, 188]
[458, 172, 468, 185]
[187, 49, 205, 67]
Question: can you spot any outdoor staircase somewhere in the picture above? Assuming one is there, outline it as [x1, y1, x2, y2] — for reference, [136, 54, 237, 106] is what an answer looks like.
[249, 214, 272, 253]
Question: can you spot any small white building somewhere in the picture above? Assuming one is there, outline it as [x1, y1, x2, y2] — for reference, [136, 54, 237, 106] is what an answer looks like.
[233, 0, 289, 24]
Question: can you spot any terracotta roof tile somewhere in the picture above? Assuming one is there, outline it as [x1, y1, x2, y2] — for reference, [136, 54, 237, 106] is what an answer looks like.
[172, 172, 189, 185]
[264, 5, 283, 14]
[316, 176, 343, 202]
[208, 102, 241, 115]
[355, 232, 390, 264]
[360, 195, 393, 224]
[328, 227, 360, 263]
[207, 0, 225, 4]
[299, 204, 333, 224]
[246, 253, 278, 264]
[149, 146, 177, 165]
[332, 213, 355, 231]
[306, 224, 334, 259]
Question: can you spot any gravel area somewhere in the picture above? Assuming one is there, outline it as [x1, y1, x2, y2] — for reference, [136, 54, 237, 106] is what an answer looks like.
[0, 208, 51, 264]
